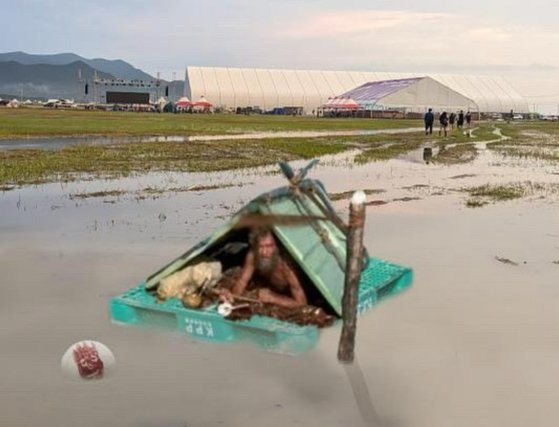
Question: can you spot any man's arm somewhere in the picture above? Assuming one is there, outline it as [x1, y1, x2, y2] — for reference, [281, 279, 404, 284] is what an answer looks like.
[232, 251, 255, 296]
[286, 266, 307, 306]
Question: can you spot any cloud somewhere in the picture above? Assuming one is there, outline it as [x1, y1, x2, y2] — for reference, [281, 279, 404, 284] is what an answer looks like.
[269, 9, 559, 72]
[466, 27, 512, 42]
[3, 2, 559, 82]
[277, 10, 450, 38]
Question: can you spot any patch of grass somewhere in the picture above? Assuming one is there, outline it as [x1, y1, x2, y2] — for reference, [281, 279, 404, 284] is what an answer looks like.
[392, 196, 422, 202]
[0, 108, 421, 139]
[1, 126, 440, 187]
[401, 184, 429, 190]
[356, 142, 418, 162]
[434, 143, 477, 164]
[438, 123, 494, 143]
[329, 188, 386, 201]
[170, 183, 240, 192]
[463, 183, 537, 208]
[495, 256, 519, 266]
[508, 121, 559, 135]
[487, 123, 559, 163]
[430, 123, 500, 165]
[488, 145, 559, 162]
[67, 183, 246, 201]
[488, 123, 523, 141]
[471, 125, 501, 141]
[0, 136, 349, 186]
[465, 198, 489, 208]
[462, 184, 527, 208]
[354, 134, 426, 163]
[467, 184, 525, 201]
[450, 174, 476, 179]
[69, 190, 127, 199]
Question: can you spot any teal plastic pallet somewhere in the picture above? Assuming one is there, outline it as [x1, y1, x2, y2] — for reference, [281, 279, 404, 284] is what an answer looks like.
[109, 257, 412, 355]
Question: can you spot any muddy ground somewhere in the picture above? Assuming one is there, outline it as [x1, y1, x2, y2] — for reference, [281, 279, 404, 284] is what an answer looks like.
[1, 131, 559, 427]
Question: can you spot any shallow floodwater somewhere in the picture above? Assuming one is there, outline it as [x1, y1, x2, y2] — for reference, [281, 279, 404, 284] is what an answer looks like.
[1, 143, 559, 427]
[0, 126, 422, 150]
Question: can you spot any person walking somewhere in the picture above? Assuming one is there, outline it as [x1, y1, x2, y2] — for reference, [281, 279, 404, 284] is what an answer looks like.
[449, 112, 456, 130]
[424, 108, 434, 135]
[457, 110, 465, 130]
[439, 111, 449, 137]
[465, 111, 472, 128]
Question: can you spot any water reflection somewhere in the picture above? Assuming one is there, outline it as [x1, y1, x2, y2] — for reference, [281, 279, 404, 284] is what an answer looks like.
[423, 147, 433, 164]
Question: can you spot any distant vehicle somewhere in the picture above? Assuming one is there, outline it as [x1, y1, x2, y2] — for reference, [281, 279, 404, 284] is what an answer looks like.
[44, 99, 77, 109]
[542, 115, 558, 121]
[488, 113, 503, 121]
[513, 114, 523, 120]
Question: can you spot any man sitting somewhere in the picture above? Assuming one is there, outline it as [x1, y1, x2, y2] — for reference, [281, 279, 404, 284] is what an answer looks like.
[220, 228, 307, 308]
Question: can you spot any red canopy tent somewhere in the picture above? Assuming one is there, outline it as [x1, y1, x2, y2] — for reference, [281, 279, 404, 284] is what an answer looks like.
[193, 95, 213, 108]
[322, 96, 359, 110]
[175, 97, 192, 107]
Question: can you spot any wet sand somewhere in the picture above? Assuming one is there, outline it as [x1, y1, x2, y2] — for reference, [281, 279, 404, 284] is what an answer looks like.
[1, 144, 559, 426]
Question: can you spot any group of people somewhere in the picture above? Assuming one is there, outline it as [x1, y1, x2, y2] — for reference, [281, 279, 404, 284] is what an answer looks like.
[424, 108, 472, 137]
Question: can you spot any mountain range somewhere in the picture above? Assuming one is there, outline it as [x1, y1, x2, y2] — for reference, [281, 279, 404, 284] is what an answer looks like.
[0, 51, 184, 101]
[0, 51, 154, 81]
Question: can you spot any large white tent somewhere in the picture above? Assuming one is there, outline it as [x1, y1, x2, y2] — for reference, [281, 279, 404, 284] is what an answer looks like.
[185, 66, 529, 114]
[322, 77, 477, 113]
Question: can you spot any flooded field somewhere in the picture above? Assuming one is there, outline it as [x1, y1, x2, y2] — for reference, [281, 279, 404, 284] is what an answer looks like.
[1, 133, 559, 427]
[0, 127, 423, 151]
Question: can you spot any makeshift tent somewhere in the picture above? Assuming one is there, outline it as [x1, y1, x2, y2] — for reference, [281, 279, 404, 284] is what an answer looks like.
[110, 161, 412, 354]
[144, 179, 352, 315]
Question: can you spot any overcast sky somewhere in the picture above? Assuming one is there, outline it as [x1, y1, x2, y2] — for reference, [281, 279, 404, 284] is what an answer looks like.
[3, 0, 559, 111]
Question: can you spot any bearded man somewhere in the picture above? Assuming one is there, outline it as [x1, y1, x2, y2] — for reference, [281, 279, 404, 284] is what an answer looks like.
[221, 228, 308, 308]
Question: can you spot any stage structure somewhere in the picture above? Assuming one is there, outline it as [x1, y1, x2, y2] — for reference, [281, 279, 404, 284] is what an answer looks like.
[86, 71, 169, 104]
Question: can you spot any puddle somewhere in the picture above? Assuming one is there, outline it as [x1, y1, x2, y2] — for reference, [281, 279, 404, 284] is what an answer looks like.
[398, 145, 440, 164]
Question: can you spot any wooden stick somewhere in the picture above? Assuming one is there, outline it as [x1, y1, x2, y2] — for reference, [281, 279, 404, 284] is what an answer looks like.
[207, 288, 261, 304]
[338, 190, 366, 364]
[229, 294, 262, 304]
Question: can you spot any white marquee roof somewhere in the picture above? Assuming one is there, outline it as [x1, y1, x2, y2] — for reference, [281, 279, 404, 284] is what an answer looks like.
[185, 66, 529, 113]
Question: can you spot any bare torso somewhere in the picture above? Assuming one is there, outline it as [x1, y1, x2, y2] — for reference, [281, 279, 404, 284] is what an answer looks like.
[231, 248, 307, 308]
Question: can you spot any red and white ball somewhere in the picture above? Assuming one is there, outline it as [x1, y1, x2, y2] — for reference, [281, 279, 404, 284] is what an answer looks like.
[61, 340, 115, 380]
